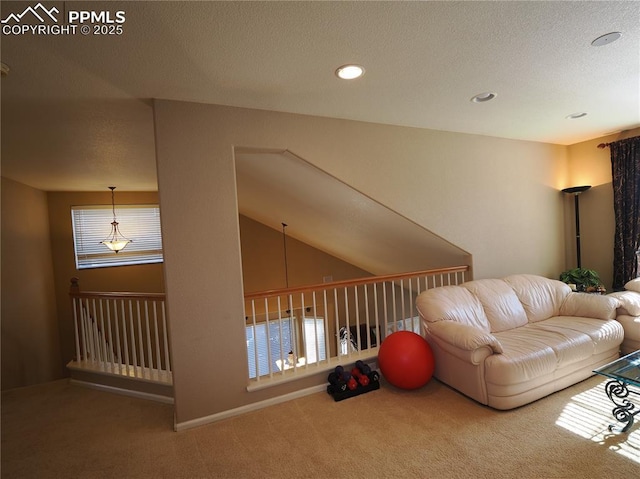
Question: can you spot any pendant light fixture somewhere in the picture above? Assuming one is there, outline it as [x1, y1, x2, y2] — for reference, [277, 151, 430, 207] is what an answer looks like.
[101, 186, 132, 253]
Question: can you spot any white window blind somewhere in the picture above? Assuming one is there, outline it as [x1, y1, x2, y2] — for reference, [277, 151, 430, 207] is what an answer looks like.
[246, 319, 293, 379]
[71, 204, 163, 269]
[245, 317, 326, 379]
[303, 318, 326, 364]
[387, 316, 421, 336]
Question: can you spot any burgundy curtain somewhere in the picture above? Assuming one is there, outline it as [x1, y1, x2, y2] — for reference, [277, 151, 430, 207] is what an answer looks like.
[611, 136, 640, 289]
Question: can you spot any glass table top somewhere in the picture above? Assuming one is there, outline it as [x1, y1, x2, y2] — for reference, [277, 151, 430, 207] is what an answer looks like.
[594, 350, 640, 388]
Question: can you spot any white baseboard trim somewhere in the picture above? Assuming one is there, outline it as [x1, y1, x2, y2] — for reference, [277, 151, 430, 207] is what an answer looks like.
[174, 383, 326, 432]
[70, 379, 174, 404]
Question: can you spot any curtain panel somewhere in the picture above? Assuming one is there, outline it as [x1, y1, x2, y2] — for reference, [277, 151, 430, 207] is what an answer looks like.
[611, 136, 640, 289]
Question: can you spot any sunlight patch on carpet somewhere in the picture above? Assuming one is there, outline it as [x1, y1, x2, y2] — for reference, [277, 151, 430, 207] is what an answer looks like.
[556, 379, 640, 464]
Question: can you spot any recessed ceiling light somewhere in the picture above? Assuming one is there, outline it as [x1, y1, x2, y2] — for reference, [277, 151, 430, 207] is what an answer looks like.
[566, 112, 588, 119]
[470, 92, 497, 103]
[335, 64, 365, 80]
[591, 32, 622, 47]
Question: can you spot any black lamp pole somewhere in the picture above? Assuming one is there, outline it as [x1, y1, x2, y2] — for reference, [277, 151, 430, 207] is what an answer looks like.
[562, 185, 591, 268]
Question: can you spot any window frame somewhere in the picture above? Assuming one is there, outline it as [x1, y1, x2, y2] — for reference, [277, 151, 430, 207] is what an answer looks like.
[71, 204, 163, 270]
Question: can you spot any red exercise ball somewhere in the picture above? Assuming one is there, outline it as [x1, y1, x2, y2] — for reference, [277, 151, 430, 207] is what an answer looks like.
[378, 331, 435, 390]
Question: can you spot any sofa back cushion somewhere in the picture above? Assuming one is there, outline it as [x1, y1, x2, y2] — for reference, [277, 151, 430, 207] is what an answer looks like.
[560, 292, 620, 319]
[462, 279, 528, 332]
[416, 285, 490, 332]
[503, 274, 571, 323]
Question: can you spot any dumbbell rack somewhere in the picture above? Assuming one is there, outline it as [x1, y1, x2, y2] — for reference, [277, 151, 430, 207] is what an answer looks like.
[326, 368, 381, 402]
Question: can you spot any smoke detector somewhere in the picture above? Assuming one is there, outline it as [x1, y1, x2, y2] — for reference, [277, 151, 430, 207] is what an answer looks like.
[591, 32, 622, 47]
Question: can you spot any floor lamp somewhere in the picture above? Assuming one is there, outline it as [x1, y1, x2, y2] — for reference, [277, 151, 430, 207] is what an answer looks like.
[562, 185, 591, 268]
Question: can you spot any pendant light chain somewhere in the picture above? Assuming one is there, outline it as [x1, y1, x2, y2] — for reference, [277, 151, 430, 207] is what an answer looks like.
[101, 186, 132, 253]
[110, 186, 117, 223]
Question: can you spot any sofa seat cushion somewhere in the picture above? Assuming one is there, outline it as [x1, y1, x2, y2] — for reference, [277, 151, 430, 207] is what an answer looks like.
[488, 323, 594, 385]
[534, 316, 624, 355]
[486, 331, 556, 385]
[503, 274, 571, 323]
[462, 279, 528, 332]
[526, 323, 597, 364]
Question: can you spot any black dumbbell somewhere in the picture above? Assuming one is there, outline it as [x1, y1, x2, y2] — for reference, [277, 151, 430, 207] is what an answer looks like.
[328, 366, 349, 392]
[355, 360, 371, 375]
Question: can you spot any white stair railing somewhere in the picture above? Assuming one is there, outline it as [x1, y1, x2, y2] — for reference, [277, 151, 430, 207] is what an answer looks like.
[244, 266, 469, 386]
[68, 278, 172, 385]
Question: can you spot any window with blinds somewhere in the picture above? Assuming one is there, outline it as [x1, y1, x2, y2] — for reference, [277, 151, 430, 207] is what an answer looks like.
[302, 318, 326, 364]
[71, 204, 163, 269]
[246, 319, 293, 379]
[245, 317, 327, 379]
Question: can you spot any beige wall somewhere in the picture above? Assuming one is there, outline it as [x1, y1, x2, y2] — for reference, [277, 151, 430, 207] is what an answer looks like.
[565, 127, 640, 291]
[240, 214, 376, 358]
[1, 177, 61, 390]
[4, 99, 632, 412]
[153, 100, 569, 426]
[239, 214, 372, 293]
[46, 191, 165, 371]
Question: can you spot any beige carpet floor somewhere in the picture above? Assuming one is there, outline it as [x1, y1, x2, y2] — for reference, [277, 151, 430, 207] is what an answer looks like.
[2, 375, 639, 478]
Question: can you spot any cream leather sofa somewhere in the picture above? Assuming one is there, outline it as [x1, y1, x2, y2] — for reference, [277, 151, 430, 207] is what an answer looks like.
[608, 277, 640, 355]
[415, 274, 623, 410]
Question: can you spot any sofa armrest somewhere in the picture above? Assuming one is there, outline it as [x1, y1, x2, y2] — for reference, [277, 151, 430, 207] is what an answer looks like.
[424, 320, 504, 354]
[608, 291, 640, 316]
[559, 292, 620, 320]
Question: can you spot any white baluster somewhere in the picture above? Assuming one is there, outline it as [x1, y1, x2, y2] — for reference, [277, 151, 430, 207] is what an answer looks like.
[121, 300, 130, 376]
[333, 288, 340, 356]
[372, 283, 380, 347]
[145, 301, 154, 374]
[135, 300, 145, 371]
[153, 301, 161, 379]
[322, 290, 330, 363]
[79, 299, 88, 361]
[128, 300, 139, 377]
[113, 299, 123, 373]
[103, 300, 115, 371]
[343, 287, 350, 357]
[161, 301, 170, 374]
[364, 284, 370, 349]
[72, 298, 81, 363]
[277, 296, 284, 377]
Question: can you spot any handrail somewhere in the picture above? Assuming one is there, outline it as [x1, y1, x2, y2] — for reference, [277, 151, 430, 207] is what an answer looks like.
[244, 266, 469, 300]
[69, 277, 165, 300]
[243, 265, 470, 386]
[70, 291, 166, 300]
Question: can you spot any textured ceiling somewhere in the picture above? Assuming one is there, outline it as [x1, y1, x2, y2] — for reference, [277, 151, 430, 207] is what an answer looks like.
[1, 1, 639, 192]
